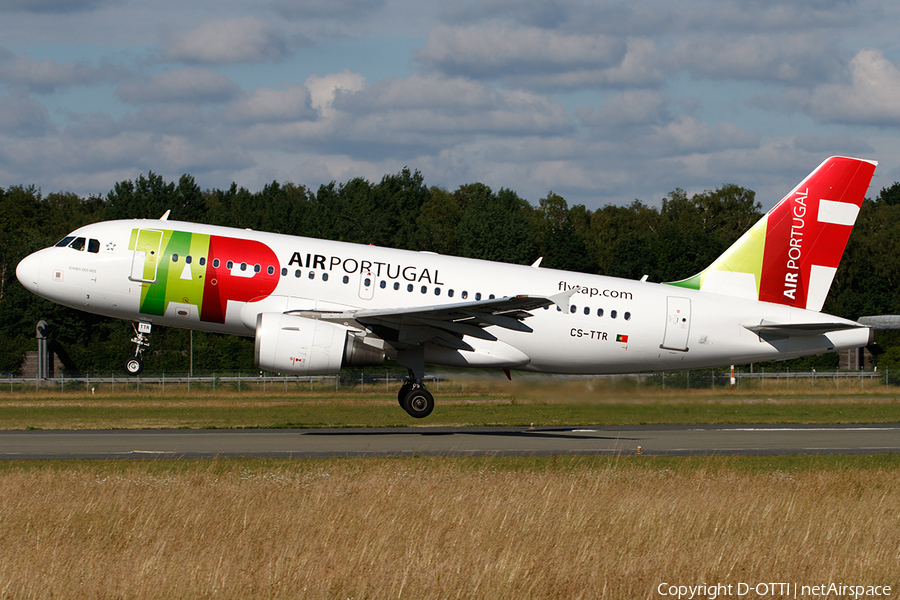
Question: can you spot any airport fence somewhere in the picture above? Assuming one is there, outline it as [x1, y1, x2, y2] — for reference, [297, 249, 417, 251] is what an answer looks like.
[0, 369, 894, 394]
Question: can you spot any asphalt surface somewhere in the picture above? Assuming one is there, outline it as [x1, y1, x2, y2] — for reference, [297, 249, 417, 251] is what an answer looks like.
[1, 424, 899, 459]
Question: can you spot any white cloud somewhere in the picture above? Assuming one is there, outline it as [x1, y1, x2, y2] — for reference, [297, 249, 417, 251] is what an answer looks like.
[328, 74, 575, 145]
[670, 32, 842, 84]
[0, 48, 128, 93]
[0, 0, 119, 13]
[116, 68, 241, 105]
[0, 91, 53, 137]
[163, 17, 292, 65]
[271, 0, 386, 20]
[305, 70, 368, 118]
[802, 49, 900, 127]
[224, 85, 317, 124]
[576, 90, 669, 127]
[415, 25, 635, 89]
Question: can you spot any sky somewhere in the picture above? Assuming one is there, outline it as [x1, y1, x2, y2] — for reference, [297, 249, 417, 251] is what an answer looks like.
[1, 0, 899, 211]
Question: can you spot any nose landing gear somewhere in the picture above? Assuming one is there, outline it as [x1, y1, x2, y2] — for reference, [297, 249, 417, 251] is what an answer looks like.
[125, 321, 151, 375]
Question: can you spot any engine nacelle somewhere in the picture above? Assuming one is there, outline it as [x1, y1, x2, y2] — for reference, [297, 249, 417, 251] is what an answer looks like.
[254, 312, 385, 375]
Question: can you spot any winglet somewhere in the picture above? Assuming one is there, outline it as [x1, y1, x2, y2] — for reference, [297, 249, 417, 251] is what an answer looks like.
[531, 257, 543, 268]
[548, 288, 578, 313]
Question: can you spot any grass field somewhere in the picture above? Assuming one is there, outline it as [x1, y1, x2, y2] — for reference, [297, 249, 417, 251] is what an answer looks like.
[2, 376, 900, 430]
[2, 382, 898, 599]
[0, 456, 897, 599]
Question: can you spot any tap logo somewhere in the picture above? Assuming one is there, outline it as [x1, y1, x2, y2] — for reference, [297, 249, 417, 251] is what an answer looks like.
[130, 229, 279, 323]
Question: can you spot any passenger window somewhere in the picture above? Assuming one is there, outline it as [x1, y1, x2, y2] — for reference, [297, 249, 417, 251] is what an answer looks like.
[393, 282, 400, 291]
[281, 268, 287, 276]
[213, 259, 220, 268]
[87, 239, 100, 253]
[597, 308, 604, 317]
[434, 287, 441, 296]
[294, 270, 301, 278]
[570, 305, 577, 314]
[611, 310, 618, 319]
[308, 272, 314, 279]
[343, 276, 350, 284]
[199, 257, 206, 266]
[185, 255, 192, 264]
[322, 273, 329, 281]
[624, 312, 631, 321]
[240, 262, 247, 271]
[407, 284, 414, 292]
[365, 278, 372, 287]
[380, 280, 387, 289]
[226, 261, 234, 269]
[489, 294, 495, 299]
[584, 307, 590, 315]
[421, 286, 427, 294]
[462, 291, 468, 299]
[267, 266, 275, 275]
[475, 293, 482, 301]
[448, 289, 454, 298]
[55, 236, 75, 248]
[254, 264, 261, 273]
[172, 254, 179, 262]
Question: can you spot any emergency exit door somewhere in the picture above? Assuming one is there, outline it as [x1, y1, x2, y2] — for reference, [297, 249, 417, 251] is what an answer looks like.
[660, 296, 691, 351]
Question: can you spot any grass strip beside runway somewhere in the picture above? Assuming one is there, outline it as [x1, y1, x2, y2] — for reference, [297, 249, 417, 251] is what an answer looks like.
[0, 455, 897, 599]
[0, 390, 899, 429]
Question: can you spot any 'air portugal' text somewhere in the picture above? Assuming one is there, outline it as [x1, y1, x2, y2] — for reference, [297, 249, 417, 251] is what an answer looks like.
[784, 188, 807, 300]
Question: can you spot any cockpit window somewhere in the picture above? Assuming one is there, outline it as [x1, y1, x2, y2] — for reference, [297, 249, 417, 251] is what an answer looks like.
[55, 236, 75, 248]
[87, 239, 100, 253]
[68, 237, 86, 251]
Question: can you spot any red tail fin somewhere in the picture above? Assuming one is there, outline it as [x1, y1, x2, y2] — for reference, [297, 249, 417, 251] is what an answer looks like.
[758, 156, 876, 310]
[667, 156, 877, 312]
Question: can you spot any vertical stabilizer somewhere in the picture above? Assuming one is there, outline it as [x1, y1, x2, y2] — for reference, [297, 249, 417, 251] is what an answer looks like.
[667, 156, 877, 311]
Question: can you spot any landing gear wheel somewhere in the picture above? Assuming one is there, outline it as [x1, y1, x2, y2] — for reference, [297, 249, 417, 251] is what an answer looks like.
[124, 357, 144, 376]
[403, 387, 434, 419]
[397, 381, 414, 406]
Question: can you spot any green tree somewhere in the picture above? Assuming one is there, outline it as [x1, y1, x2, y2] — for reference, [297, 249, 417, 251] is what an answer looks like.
[456, 185, 536, 264]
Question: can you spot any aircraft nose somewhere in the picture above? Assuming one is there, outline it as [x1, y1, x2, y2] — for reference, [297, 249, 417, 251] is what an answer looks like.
[16, 252, 42, 293]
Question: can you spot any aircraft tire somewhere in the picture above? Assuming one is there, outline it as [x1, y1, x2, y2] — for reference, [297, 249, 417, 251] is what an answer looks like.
[124, 357, 144, 376]
[397, 381, 413, 406]
[403, 387, 434, 419]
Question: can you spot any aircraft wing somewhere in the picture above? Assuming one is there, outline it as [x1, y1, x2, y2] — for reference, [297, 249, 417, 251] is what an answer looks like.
[288, 291, 575, 352]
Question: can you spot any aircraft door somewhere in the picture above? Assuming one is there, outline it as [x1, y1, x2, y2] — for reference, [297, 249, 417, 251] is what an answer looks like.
[359, 268, 375, 300]
[660, 296, 691, 351]
[129, 229, 163, 283]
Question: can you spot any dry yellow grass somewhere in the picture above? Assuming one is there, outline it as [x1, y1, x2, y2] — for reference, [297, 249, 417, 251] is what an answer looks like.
[0, 459, 897, 599]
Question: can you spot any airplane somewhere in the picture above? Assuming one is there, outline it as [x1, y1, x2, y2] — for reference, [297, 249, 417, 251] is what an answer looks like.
[15, 156, 877, 418]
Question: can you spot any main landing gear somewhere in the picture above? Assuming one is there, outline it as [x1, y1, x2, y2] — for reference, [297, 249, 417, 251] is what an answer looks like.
[397, 371, 434, 419]
[125, 321, 151, 376]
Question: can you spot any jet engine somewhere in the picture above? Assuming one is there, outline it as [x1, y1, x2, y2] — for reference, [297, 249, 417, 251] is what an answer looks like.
[254, 312, 385, 375]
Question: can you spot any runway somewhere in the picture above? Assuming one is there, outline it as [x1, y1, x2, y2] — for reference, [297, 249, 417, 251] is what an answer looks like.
[1, 424, 899, 459]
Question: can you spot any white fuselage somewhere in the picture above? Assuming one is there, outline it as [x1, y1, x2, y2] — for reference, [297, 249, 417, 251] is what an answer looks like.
[16, 219, 870, 374]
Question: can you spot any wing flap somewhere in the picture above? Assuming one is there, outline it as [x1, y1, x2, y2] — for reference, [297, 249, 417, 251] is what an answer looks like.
[290, 292, 568, 352]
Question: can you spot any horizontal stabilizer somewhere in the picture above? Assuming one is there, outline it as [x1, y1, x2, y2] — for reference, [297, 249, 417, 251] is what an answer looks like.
[744, 320, 865, 339]
[857, 315, 900, 330]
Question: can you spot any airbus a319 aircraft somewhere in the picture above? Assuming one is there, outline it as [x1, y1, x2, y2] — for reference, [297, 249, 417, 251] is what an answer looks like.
[16, 156, 877, 418]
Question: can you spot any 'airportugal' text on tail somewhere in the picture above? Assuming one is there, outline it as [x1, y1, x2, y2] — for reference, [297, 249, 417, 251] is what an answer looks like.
[15, 156, 878, 418]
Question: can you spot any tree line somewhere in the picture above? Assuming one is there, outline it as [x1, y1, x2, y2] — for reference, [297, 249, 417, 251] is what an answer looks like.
[2, 169, 900, 375]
